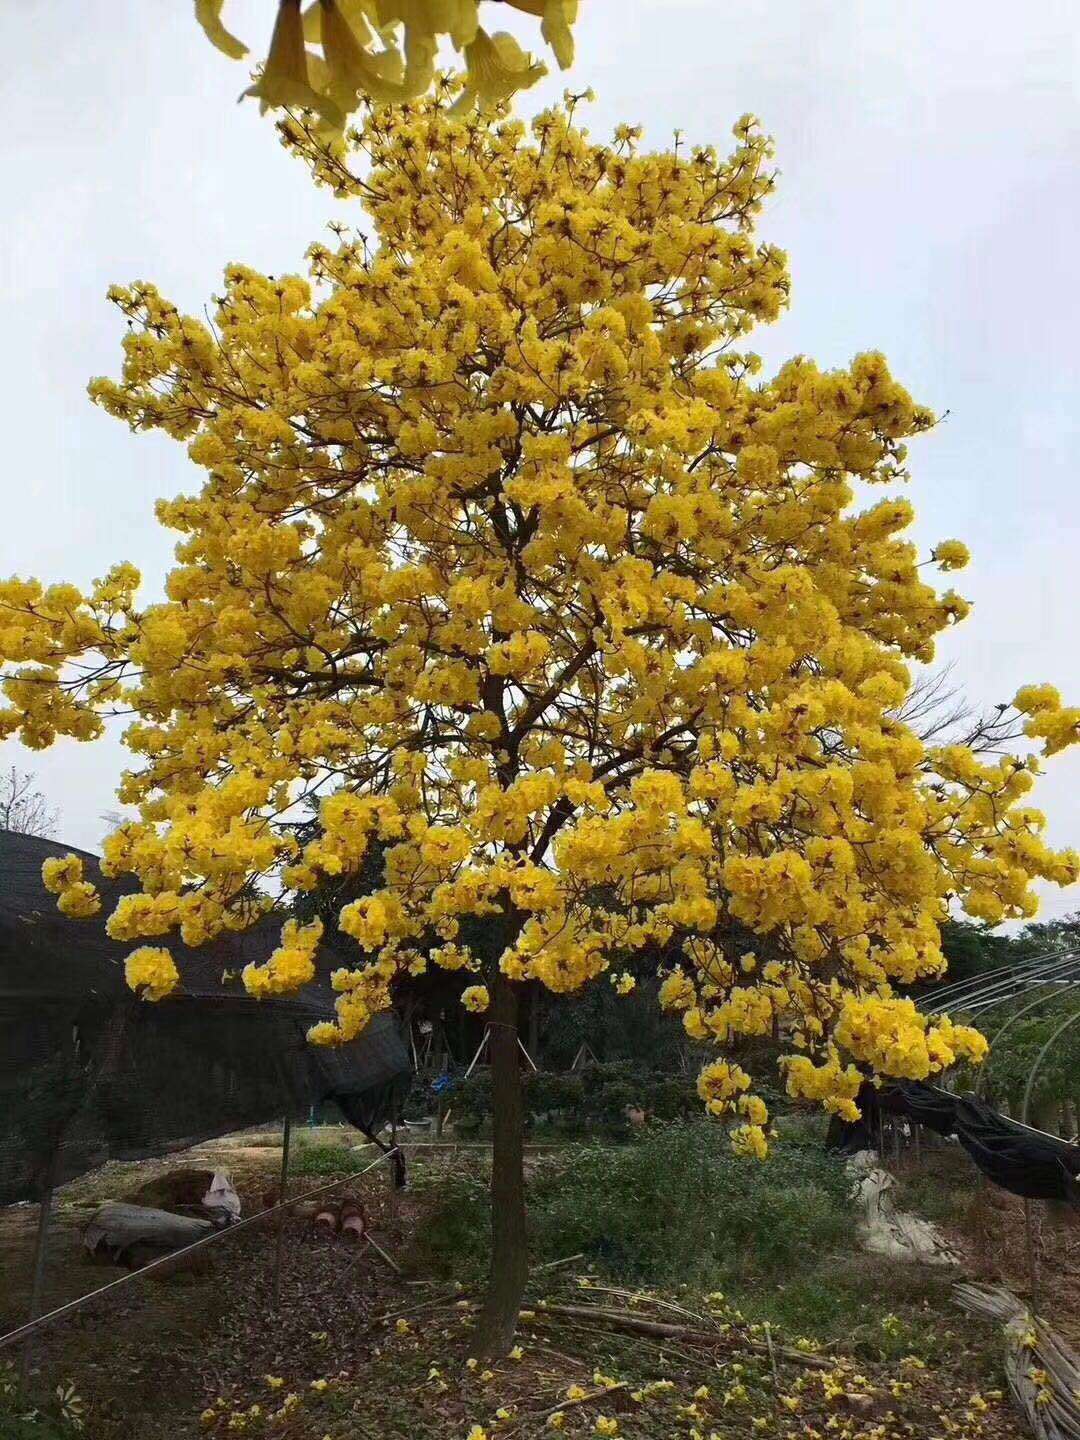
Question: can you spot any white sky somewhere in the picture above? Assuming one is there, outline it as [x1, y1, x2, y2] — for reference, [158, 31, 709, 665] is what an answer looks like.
[1, 1, 1078, 919]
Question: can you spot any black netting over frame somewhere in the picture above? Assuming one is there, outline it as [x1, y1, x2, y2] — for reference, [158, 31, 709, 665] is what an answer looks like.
[0, 831, 411, 1204]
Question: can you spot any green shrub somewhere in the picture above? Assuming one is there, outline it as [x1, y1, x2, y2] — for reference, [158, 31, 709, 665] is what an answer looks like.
[413, 1121, 853, 1291]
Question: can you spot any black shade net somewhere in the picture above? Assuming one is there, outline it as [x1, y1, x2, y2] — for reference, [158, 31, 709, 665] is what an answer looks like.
[0, 831, 412, 1204]
[827, 1078, 1080, 1204]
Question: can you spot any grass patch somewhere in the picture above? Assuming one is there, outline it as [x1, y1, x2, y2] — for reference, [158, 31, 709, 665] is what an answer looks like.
[892, 1144, 976, 1226]
[289, 1141, 374, 1177]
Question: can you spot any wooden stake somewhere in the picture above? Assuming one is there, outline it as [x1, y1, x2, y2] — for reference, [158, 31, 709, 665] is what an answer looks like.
[763, 1321, 780, 1390]
[20, 1167, 56, 1386]
[1024, 1198, 1039, 1315]
[272, 1114, 292, 1308]
[364, 1233, 402, 1273]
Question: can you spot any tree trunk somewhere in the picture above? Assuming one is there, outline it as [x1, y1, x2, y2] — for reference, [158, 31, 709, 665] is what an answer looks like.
[527, 982, 541, 1067]
[476, 969, 528, 1356]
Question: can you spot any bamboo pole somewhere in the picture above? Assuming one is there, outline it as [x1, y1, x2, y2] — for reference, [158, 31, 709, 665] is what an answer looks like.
[19, 1165, 57, 1385]
[272, 1114, 292, 1307]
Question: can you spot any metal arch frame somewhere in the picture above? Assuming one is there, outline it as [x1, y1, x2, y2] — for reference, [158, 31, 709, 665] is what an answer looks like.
[921, 951, 1080, 1018]
[1016, 1005, 1080, 1315]
[915, 945, 1080, 1109]
[1021, 1007, 1080, 1129]
[962, 961, 1080, 1019]
[916, 949, 1079, 1319]
[975, 983, 1080, 1099]
[920, 944, 1071, 1009]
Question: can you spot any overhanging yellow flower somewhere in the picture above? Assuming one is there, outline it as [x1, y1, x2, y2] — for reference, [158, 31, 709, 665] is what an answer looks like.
[195, 0, 578, 126]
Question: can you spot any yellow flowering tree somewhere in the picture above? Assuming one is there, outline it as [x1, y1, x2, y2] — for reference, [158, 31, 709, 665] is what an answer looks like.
[3, 96, 1078, 1351]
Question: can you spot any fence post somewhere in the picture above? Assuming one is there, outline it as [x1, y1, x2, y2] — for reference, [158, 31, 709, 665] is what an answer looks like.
[272, 1114, 292, 1308]
[20, 1160, 57, 1387]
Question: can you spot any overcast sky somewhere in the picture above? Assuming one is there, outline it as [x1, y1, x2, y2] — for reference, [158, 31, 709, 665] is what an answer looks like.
[1, 2, 1078, 920]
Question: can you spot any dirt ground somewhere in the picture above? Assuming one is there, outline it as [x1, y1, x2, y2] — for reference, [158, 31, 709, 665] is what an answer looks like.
[1, 1128, 1077, 1439]
[889, 1137, 1080, 1346]
[1, 1128, 397, 1432]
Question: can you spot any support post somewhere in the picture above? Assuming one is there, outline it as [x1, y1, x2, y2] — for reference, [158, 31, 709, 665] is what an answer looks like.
[20, 1168, 56, 1387]
[465, 1026, 490, 1078]
[18, 1002, 131, 1389]
[272, 1114, 292, 1308]
[1024, 1198, 1039, 1315]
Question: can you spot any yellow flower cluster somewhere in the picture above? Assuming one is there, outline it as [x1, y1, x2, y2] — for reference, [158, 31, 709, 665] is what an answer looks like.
[461, 984, 490, 1013]
[782, 1049, 864, 1122]
[3, 96, 1077, 1144]
[835, 995, 989, 1076]
[197, 0, 577, 129]
[1014, 682, 1080, 757]
[41, 852, 101, 918]
[124, 946, 180, 1002]
[242, 917, 324, 997]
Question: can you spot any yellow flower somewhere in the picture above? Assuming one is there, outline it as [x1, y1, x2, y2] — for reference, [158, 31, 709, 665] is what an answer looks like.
[195, 0, 247, 59]
[57, 881, 102, 919]
[195, 0, 577, 127]
[461, 985, 490, 1014]
[730, 1123, 768, 1160]
[241, 0, 344, 131]
[452, 27, 547, 116]
[124, 947, 180, 1002]
[41, 853, 84, 894]
[933, 539, 970, 571]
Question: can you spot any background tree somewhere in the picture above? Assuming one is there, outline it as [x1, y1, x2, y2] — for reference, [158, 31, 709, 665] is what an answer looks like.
[2, 96, 1078, 1352]
[0, 765, 59, 837]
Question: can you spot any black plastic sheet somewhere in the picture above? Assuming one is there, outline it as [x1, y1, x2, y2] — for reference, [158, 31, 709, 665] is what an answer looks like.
[826, 1078, 1080, 1204]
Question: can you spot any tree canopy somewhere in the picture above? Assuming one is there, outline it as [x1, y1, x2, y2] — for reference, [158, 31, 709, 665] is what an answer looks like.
[2, 97, 1078, 1164]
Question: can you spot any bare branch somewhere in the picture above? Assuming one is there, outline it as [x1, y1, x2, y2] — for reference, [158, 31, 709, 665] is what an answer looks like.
[0, 766, 60, 838]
